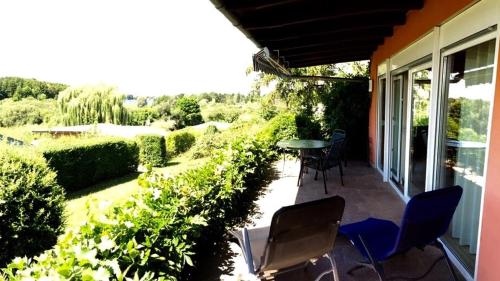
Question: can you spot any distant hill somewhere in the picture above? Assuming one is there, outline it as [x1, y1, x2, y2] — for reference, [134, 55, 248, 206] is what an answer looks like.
[0, 77, 68, 101]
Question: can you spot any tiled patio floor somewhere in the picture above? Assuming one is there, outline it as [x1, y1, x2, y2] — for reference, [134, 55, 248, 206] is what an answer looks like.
[222, 159, 465, 281]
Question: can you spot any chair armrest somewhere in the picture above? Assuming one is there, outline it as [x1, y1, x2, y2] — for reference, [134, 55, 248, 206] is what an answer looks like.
[242, 228, 256, 274]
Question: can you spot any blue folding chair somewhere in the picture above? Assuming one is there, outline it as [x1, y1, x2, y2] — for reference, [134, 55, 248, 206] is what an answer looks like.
[339, 185, 463, 281]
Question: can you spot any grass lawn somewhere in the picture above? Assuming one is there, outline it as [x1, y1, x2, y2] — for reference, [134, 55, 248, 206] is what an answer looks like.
[65, 154, 208, 230]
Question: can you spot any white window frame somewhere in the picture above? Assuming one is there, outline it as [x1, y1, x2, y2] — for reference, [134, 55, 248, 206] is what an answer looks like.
[433, 30, 499, 281]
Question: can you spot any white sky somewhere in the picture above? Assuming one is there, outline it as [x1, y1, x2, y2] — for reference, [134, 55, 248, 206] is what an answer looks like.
[0, 0, 259, 96]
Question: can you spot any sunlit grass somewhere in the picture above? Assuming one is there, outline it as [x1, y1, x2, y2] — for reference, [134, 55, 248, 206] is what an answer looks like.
[65, 154, 209, 230]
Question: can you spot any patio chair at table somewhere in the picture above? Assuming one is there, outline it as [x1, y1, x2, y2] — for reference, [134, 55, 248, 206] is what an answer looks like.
[301, 136, 345, 194]
[332, 129, 347, 167]
[231, 196, 345, 281]
[339, 185, 463, 281]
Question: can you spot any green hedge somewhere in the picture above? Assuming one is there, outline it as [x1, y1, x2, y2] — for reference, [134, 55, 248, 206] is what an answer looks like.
[0, 146, 65, 266]
[257, 112, 298, 147]
[136, 135, 167, 167]
[2, 135, 274, 280]
[41, 138, 139, 192]
[166, 131, 196, 156]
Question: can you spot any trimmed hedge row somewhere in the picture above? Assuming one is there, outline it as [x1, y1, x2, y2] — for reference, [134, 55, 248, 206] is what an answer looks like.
[2, 136, 275, 280]
[136, 135, 167, 167]
[41, 138, 139, 192]
[166, 131, 196, 157]
[0, 146, 65, 267]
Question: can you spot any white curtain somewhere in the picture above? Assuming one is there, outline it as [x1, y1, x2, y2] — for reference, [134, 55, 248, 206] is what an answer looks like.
[450, 40, 495, 254]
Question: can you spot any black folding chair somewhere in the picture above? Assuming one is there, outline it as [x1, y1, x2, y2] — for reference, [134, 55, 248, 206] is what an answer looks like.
[231, 196, 345, 280]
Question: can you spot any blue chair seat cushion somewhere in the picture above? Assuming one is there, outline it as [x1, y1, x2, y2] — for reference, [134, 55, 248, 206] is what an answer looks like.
[339, 218, 400, 261]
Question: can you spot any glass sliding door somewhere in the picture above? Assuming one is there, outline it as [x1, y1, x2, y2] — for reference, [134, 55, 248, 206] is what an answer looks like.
[408, 67, 432, 197]
[437, 39, 496, 274]
[390, 74, 406, 191]
[378, 77, 386, 171]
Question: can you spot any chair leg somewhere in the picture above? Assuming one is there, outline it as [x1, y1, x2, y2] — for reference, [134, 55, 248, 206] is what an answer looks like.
[314, 253, 339, 281]
[435, 240, 459, 281]
[338, 164, 344, 186]
[322, 169, 328, 194]
[297, 161, 304, 186]
[358, 235, 386, 281]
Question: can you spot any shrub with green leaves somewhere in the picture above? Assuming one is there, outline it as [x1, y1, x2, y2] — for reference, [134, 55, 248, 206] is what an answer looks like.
[171, 97, 203, 129]
[136, 135, 167, 167]
[0, 98, 59, 127]
[41, 138, 139, 191]
[257, 112, 298, 147]
[2, 136, 274, 280]
[0, 146, 65, 267]
[166, 131, 196, 157]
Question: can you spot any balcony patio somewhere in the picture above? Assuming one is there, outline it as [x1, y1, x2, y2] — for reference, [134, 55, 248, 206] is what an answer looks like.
[223, 160, 466, 281]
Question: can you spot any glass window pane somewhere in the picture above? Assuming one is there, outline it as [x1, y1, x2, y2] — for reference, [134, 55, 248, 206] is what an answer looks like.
[409, 68, 431, 197]
[439, 39, 496, 274]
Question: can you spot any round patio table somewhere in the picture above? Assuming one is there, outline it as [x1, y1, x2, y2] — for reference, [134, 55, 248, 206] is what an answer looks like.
[277, 139, 331, 186]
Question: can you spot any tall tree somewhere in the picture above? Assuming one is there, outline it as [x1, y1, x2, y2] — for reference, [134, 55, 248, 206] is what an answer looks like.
[58, 85, 128, 125]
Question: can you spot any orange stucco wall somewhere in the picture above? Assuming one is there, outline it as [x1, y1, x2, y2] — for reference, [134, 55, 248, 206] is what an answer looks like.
[476, 46, 500, 281]
[368, 0, 475, 165]
[368, 0, 500, 279]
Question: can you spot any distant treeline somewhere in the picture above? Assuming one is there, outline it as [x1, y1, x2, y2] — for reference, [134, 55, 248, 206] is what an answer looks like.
[0, 77, 68, 101]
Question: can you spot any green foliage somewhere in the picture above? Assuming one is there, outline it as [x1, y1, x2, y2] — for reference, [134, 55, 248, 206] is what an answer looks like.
[203, 104, 241, 123]
[166, 131, 196, 157]
[127, 107, 160, 126]
[2, 134, 274, 280]
[40, 138, 139, 192]
[171, 97, 203, 129]
[0, 98, 59, 127]
[295, 112, 322, 139]
[0, 77, 67, 101]
[321, 79, 370, 159]
[58, 85, 128, 126]
[257, 112, 298, 147]
[189, 126, 226, 159]
[136, 135, 167, 167]
[447, 97, 490, 142]
[0, 146, 65, 266]
[259, 98, 278, 121]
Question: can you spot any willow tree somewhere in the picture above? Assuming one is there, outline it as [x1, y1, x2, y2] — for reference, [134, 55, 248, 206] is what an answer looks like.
[58, 85, 128, 125]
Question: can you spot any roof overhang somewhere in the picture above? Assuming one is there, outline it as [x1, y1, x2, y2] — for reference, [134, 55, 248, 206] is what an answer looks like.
[210, 0, 424, 68]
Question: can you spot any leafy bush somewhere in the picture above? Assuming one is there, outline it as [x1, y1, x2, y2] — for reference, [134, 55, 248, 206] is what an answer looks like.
[0, 146, 65, 266]
[40, 138, 139, 191]
[257, 112, 298, 147]
[171, 97, 203, 129]
[166, 131, 196, 157]
[205, 108, 240, 123]
[136, 135, 167, 167]
[320, 79, 370, 159]
[259, 99, 278, 121]
[0, 98, 59, 127]
[295, 112, 322, 139]
[189, 127, 225, 159]
[2, 136, 274, 280]
[127, 108, 159, 126]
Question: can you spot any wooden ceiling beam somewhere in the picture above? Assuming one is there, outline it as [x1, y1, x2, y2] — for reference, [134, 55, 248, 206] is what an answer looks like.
[289, 56, 370, 68]
[261, 25, 394, 43]
[238, 1, 423, 30]
[288, 51, 372, 63]
[268, 34, 387, 51]
[248, 12, 405, 40]
[277, 37, 384, 52]
[283, 47, 376, 59]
